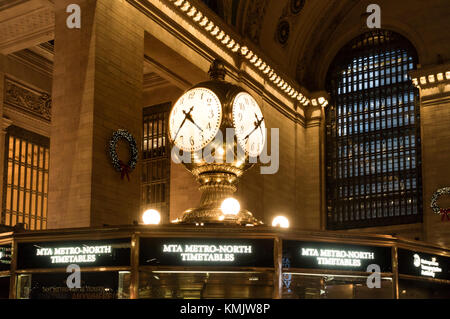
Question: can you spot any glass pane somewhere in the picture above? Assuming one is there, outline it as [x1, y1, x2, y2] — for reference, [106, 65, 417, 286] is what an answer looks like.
[139, 271, 274, 299]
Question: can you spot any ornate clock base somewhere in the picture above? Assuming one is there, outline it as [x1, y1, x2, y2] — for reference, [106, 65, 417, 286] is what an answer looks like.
[177, 172, 262, 226]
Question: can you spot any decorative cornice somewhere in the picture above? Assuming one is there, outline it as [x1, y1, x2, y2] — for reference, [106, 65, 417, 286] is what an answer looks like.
[142, 0, 331, 109]
[9, 49, 53, 77]
[410, 63, 450, 90]
[143, 72, 171, 90]
[4, 77, 51, 122]
[0, 5, 54, 54]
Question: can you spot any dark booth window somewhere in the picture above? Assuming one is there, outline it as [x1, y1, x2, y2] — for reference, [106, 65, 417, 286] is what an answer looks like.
[325, 30, 422, 229]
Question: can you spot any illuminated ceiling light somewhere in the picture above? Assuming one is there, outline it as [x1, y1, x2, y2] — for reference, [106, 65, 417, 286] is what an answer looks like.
[446, 71, 450, 80]
[436, 73, 444, 81]
[199, 16, 209, 26]
[205, 21, 214, 31]
[304, 100, 310, 106]
[292, 92, 298, 99]
[254, 59, 262, 67]
[227, 39, 235, 48]
[311, 99, 318, 106]
[231, 43, 240, 52]
[221, 35, 230, 45]
[322, 101, 328, 108]
[318, 97, 325, 105]
[269, 73, 277, 81]
[277, 80, 284, 87]
[240, 46, 249, 55]
[216, 30, 225, 40]
[211, 26, 220, 36]
[245, 51, 254, 59]
[250, 55, 258, 64]
[193, 12, 203, 21]
[273, 76, 281, 84]
[174, 0, 184, 7]
[218, 215, 225, 221]
[428, 74, 435, 83]
[142, 209, 161, 225]
[187, 6, 197, 16]
[264, 66, 271, 74]
[259, 62, 267, 71]
[412, 78, 418, 85]
[221, 198, 240, 216]
[181, 1, 190, 11]
[419, 76, 427, 85]
[272, 215, 289, 228]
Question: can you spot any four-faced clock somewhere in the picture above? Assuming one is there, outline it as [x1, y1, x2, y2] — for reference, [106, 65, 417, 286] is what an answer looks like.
[232, 92, 266, 157]
[169, 87, 222, 152]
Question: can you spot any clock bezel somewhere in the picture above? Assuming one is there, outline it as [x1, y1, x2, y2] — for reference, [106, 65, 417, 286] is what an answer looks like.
[168, 87, 223, 152]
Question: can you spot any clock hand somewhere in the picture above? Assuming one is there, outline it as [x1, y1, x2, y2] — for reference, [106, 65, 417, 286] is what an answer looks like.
[244, 115, 264, 141]
[174, 106, 196, 141]
[173, 117, 187, 141]
[185, 115, 203, 132]
[244, 125, 258, 141]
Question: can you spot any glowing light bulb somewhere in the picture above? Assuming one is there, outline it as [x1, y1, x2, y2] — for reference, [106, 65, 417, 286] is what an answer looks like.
[272, 216, 289, 228]
[221, 198, 240, 216]
[142, 209, 161, 225]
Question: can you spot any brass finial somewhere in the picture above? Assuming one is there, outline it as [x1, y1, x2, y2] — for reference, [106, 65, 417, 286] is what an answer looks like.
[208, 58, 226, 80]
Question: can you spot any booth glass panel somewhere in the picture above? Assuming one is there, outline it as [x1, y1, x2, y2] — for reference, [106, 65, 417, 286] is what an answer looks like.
[16, 271, 129, 299]
[139, 271, 274, 299]
[282, 273, 393, 299]
[399, 279, 450, 299]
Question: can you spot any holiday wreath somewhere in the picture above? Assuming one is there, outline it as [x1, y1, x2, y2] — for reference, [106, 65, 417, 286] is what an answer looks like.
[109, 129, 138, 181]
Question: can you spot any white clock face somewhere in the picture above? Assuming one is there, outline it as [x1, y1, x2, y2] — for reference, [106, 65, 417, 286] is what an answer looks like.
[169, 87, 222, 152]
[232, 92, 266, 157]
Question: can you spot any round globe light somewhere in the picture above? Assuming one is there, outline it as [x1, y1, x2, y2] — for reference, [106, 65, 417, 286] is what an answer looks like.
[221, 198, 240, 215]
[272, 215, 289, 228]
[142, 209, 161, 225]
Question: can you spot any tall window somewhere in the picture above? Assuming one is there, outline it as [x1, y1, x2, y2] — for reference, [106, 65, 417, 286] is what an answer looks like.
[325, 30, 422, 229]
[142, 103, 171, 222]
[2, 126, 49, 230]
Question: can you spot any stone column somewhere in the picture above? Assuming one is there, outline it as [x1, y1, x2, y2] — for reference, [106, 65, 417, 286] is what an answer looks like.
[48, 0, 144, 228]
[300, 104, 323, 230]
[411, 65, 450, 247]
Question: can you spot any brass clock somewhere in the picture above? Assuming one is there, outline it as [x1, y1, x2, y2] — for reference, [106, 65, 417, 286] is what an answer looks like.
[168, 59, 264, 226]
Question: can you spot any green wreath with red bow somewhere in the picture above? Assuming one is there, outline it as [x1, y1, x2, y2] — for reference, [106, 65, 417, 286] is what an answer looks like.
[109, 129, 138, 181]
[431, 187, 450, 221]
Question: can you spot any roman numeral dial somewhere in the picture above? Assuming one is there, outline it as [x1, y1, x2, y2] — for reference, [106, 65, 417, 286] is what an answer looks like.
[169, 87, 222, 152]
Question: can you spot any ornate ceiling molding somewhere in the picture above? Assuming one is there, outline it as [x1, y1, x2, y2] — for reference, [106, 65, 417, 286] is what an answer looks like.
[152, 0, 330, 108]
[0, 1, 54, 54]
[4, 77, 51, 121]
[410, 63, 450, 106]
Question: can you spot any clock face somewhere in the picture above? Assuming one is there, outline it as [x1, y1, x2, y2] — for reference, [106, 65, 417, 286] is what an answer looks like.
[169, 87, 222, 152]
[232, 92, 266, 157]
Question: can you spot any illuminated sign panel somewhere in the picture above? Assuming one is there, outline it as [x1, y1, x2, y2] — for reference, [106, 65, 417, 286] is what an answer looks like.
[0, 244, 12, 271]
[140, 238, 274, 267]
[283, 241, 392, 272]
[17, 238, 131, 269]
[398, 249, 449, 280]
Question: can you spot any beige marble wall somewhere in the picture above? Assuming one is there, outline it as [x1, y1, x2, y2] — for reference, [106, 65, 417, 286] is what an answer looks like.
[48, 0, 144, 228]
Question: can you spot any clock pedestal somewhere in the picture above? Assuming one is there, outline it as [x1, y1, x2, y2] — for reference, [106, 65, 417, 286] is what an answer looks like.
[179, 169, 261, 226]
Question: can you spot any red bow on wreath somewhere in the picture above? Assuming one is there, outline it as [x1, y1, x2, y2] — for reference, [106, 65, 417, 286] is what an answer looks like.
[440, 208, 450, 221]
[119, 160, 131, 181]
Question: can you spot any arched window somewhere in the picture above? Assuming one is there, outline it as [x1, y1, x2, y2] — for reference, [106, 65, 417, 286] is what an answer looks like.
[325, 30, 422, 229]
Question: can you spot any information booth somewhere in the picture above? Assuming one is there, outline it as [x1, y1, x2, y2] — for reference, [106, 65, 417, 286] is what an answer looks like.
[0, 232, 12, 299]
[1, 225, 449, 299]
